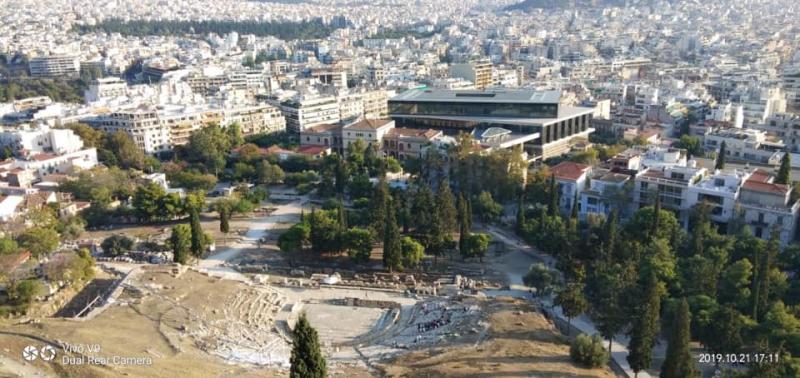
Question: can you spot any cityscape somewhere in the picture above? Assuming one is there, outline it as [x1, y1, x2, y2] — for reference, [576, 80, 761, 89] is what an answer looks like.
[1, 0, 800, 377]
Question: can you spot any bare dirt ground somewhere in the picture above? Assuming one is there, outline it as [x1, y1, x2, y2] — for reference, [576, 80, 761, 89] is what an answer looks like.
[0, 266, 293, 378]
[376, 297, 615, 378]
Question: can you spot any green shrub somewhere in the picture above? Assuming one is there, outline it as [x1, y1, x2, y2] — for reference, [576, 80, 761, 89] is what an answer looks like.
[570, 333, 609, 368]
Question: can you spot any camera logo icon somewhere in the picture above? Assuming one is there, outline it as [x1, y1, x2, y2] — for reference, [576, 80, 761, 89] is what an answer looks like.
[21, 345, 38, 361]
[22, 345, 56, 362]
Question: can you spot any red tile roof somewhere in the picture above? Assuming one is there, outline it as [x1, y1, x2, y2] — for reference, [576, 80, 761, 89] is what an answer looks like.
[551, 161, 591, 181]
[742, 169, 789, 195]
[345, 119, 393, 130]
[303, 123, 342, 133]
[296, 145, 328, 155]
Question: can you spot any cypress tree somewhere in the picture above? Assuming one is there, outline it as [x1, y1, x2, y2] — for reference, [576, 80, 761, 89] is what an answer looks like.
[219, 205, 230, 234]
[370, 178, 390, 237]
[649, 195, 661, 241]
[290, 313, 326, 378]
[383, 199, 402, 271]
[715, 141, 727, 170]
[753, 231, 778, 321]
[570, 192, 579, 221]
[776, 153, 791, 185]
[465, 196, 473, 230]
[548, 174, 559, 216]
[458, 194, 469, 257]
[661, 298, 699, 378]
[515, 194, 526, 235]
[336, 198, 347, 229]
[627, 273, 661, 377]
[436, 181, 457, 233]
[190, 208, 205, 257]
[603, 209, 618, 262]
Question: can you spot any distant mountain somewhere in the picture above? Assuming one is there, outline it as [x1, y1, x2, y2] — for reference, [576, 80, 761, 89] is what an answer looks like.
[503, 0, 629, 12]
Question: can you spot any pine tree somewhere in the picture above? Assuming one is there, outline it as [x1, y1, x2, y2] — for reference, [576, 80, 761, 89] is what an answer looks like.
[383, 199, 402, 271]
[715, 141, 727, 170]
[548, 174, 559, 216]
[189, 208, 205, 257]
[555, 281, 588, 328]
[661, 298, 699, 378]
[627, 273, 661, 377]
[776, 153, 791, 185]
[290, 313, 326, 378]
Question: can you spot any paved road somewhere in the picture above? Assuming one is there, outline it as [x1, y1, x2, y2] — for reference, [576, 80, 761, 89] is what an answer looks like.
[483, 224, 654, 378]
[198, 196, 308, 281]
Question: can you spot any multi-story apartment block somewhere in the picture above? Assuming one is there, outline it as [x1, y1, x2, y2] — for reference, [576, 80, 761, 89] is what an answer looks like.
[449, 60, 492, 90]
[579, 170, 631, 221]
[28, 55, 80, 78]
[704, 127, 785, 166]
[781, 67, 800, 113]
[752, 113, 800, 152]
[272, 96, 340, 133]
[221, 104, 286, 135]
[84, 77, 129, 103]
[738, 169, 799, 245]
[310, 68, 348, 88]
[362, 89, 389, 119]
[634, 165, 707, 227]
[88, 103, 281, 154]
[338, 92, 365, 122]
[686, 170, 747, 229]
[90, 108, 177, 154]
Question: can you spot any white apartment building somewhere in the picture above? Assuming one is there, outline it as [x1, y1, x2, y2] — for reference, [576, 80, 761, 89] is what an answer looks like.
[0, 126, 85, 154]
[272, 96, 340, 133]
[704, 127, 785, 166]
[551, 161, 592, 214]
[90, 104, 285, 154]
[84, 77, 129, 103]
[751, 113, 800, 152]
[12, 148, 98, 178]
[579, 170, 631, 220]
[91, 109, 172, 154]
[634, 165, 707, 227]
[686, 170, 747, 227]
[221, 104, 286, 135]
[28, 55, 80, 78]
[738, 169, 799, 245]
[734, 87, 786, 126]
[781, 67, 800, 112]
